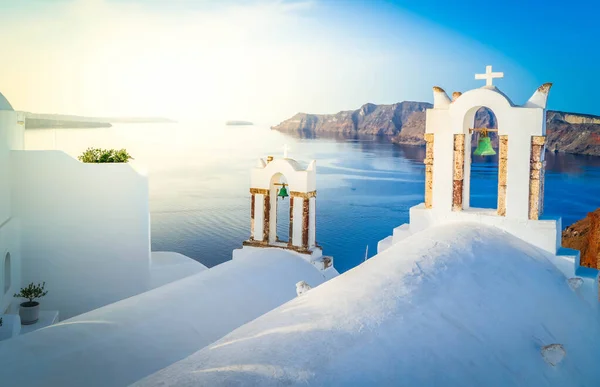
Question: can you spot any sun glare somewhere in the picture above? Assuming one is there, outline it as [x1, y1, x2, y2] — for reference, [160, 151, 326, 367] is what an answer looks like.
[0, 0, 523, 123]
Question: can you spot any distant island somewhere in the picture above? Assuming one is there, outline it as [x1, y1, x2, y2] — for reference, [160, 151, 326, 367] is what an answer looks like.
[23, 112, 176, 129]
[226, 120, 253, 126]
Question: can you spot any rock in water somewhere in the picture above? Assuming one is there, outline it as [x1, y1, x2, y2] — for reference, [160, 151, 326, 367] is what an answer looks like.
[225, 121, 253, 126]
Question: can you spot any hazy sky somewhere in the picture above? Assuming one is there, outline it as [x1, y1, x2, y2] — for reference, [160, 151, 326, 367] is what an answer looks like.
[1, 0, 598, 122]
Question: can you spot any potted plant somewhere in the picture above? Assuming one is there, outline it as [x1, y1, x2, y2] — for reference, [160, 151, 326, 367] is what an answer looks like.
[14, 282, 48, 325]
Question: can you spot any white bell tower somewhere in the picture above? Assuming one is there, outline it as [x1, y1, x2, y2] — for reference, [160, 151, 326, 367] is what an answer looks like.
[239, 150, 333, 272]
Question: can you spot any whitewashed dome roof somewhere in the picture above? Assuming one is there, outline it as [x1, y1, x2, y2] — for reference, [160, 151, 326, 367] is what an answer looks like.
[0, 248, 333, 387]
[0, 91, 14, 111]
[135, 223, 600, 386]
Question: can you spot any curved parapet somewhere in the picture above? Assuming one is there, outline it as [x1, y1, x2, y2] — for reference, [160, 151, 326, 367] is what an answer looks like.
[0, 91, 14, 111]
[432, 86, 452, 109]
[523, 83, 553, 109]
[449, 86, 515, 116]
[255, 158, 267, 168]
[250, 157, 316, 192]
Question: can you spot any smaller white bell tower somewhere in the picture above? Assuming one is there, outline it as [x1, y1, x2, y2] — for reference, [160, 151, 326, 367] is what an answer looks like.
[240, 152, 333, 272]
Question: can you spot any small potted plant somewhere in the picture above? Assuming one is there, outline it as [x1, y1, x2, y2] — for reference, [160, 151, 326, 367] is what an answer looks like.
[14, 282, 48, 325]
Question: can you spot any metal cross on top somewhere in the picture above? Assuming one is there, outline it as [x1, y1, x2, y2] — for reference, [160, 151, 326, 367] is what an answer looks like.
[475, 65, 504, 87]
[283, 144, 290, 158]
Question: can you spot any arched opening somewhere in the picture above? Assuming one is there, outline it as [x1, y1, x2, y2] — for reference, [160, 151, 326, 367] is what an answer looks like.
[269, 173, 291, 244]
[466, 107, 500, 209]
[276, 193, 291, 243]
[4, 252, 10, 294]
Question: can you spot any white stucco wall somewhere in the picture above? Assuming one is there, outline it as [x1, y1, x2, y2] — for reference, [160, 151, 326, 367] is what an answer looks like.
[253, 193, 264, 241]
[0, 111, 23, 225]
[292, 197, 303, 246]
[10, 150, 151, 319]
[409, 204, 561, 255]
[269, 184, 279, 243]
[0, 111, 23, 314]
[0, 219, 21, 314]
[426, 86, 546, 219]
[0, 116, 11, 226]
[309, 196, 316, 248]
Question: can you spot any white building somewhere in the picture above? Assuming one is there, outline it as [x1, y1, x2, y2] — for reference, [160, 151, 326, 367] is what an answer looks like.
[376, 67, 597, 302]
[0, 92, 207, 322]
[0, 91, 338, 386]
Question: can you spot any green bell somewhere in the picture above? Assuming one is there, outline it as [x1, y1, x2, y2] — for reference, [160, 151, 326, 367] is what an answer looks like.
[474, 136, 496, 156]
[277, 184, 289, 199]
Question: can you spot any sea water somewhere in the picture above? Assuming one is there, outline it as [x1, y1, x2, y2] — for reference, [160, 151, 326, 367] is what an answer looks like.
[25, 123, 600, 273]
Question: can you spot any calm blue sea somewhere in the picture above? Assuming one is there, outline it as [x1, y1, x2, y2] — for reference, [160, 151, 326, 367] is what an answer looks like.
[26, 123, 600, 273]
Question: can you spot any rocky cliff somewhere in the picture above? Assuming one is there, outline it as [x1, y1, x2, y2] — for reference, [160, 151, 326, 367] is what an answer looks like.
[562, 208, 600, 268]
[272, 102, 432, 138]
[272, 103, 600, 156]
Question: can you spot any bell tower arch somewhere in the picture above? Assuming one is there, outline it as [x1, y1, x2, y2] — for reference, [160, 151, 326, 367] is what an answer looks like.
[379, 67, 597, 306]
[459, 105, 503, 213]
[244, 154, 318, 253]
[425, 66, 551, 221]
[236, 149, 335, 274]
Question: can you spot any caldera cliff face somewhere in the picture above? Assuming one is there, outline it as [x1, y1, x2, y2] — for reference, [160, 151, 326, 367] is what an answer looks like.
[272, 102, 600, 156]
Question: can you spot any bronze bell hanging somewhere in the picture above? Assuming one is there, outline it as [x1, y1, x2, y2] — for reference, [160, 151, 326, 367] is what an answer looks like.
[473, 129, 496, 156]
[277, 183, 289, 200]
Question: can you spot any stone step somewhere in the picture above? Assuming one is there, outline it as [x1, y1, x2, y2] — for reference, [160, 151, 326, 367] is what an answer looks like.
[377, 235, 394, 254]
[549, 247, 578, 278]
[392, 224, 412, 244]
[553, 247, 599, 308]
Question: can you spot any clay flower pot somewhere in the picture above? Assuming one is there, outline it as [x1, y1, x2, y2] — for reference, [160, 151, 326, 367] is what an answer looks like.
[19, 301, 40, 325]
